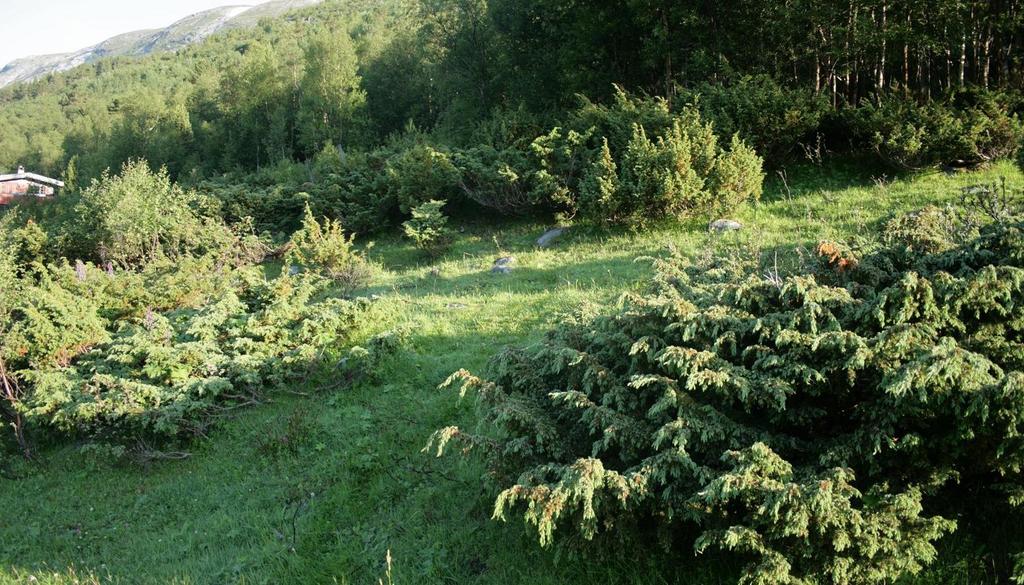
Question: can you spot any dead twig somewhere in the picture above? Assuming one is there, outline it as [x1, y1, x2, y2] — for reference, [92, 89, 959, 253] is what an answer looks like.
[0, 355, 31, 459]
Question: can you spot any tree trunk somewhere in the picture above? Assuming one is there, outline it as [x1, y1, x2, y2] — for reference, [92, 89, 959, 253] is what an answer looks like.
[915, 48, 922, 94]
[815, 48, 821, 93]
[983, 24, 992, 88]
[926, 51, 932, 100]
[970, 6, 978, 85]
[959, 31, 967, 87]
[877, 1, 887, 97]
[658, 7, 674, 107]
[945, 46, 952, 90]
[903, 10, 910, 89]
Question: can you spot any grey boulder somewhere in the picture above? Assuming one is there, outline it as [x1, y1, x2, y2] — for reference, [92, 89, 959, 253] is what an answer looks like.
[536, 227, 567, 248]
[709, 219, 743, 233]
[491, 256, 516, 274]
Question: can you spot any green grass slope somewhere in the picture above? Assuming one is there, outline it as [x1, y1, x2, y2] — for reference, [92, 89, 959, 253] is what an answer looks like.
[1, 161, 1021, 584]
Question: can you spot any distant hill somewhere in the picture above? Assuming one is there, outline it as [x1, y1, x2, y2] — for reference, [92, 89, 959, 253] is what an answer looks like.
[0, 0, 322, 88]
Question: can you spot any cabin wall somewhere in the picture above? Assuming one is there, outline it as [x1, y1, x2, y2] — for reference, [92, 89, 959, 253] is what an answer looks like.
[0, 180, 55, 204]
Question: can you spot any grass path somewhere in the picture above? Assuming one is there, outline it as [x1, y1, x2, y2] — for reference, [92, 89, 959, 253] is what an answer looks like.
[1, 161, 1020, 584]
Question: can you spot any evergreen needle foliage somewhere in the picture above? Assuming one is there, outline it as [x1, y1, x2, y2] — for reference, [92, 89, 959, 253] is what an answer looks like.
[402, 200, 454, 258]
[286, 205, 374, 293]
[18, 271, 369, 442]
[0, 0, 1022, 579]
[431, 208, 1024, 584]
[0, 167, 377, 452]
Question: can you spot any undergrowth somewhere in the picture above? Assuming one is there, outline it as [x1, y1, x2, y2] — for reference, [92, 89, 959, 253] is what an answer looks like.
[1, 161, 1022, 584]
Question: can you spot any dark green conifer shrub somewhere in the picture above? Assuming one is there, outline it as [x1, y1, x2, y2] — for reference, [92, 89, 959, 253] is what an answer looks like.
[10, 220, 48, 268]
[199, 180, 310, 236]
[532, 88, 764, 226]
[201, 90, 763, 230]
[571, 86, 677, 149]
[881, 205, 964, 254]
[529, 126, 595, 216]
[7, 265, 110, 369]
[431, 212, 1024, 583]
[680, 75, 830, 165]
[576, 139, 618, 225]
[710, 136, 767, 212]
[387, 144, 461, 214]
[851, 89, 1023, 169]
[611, 121, 709, 225]
[452, 145, 539, 215]
[75, 160, 228, 268]
[0, 194, 375, 450]
[18, 271, 368, 440]
[311, 148, 396, 235]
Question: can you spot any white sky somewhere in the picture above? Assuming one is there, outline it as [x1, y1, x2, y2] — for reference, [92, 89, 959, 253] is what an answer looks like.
[0, 0, 247, 67]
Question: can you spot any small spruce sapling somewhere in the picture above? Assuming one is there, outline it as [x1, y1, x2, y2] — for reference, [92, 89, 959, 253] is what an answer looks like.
[402, 200, 454, 259]
[577, 138, 619, 225]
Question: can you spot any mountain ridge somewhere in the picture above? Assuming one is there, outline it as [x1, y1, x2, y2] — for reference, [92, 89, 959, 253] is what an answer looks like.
[0, 0, 321, 88]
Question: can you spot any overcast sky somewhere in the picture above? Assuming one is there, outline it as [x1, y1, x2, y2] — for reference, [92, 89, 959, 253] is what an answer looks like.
[1, 0, 243, 67]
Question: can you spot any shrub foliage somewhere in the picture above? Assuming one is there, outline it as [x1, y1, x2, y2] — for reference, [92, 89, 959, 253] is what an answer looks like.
[402, 200, 454, 258]
[681, 74, 830, 164]
[285, 205, 374, 293]
[533, 89, 765, 226]
[192, 88, 765, 233]
[0, 166, 376, 454]
[18, 270, 368, 440]
[431, 213, 1024, 583]
[75, 161, 227, 268]
[851, 89, 1023, 169]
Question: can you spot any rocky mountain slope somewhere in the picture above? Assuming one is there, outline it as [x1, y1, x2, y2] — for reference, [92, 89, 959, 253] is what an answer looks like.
[0, 0, 321, 88]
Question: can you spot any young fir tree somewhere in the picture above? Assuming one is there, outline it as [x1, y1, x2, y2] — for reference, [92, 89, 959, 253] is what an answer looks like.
[577, 137, 619, 224]
[286, 204, 372, 292]
[402, 199, 454, 259]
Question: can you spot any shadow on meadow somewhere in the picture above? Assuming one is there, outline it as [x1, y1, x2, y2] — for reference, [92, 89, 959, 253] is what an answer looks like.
[5, 162, 1024, 585]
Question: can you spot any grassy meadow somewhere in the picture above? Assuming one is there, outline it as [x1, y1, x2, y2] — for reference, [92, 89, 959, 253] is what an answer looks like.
[2, 160, 1022, 584]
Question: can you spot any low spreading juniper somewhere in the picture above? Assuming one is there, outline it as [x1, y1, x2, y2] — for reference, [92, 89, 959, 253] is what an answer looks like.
[431, 208, 1024, 584]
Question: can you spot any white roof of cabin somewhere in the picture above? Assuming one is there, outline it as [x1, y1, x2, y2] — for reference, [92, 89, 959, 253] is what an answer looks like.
[0, 167, 64, 188]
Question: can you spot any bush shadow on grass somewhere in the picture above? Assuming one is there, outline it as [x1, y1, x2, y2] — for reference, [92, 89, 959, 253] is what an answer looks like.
[381, 254, 660, 301]
[766, 152, 942, 197]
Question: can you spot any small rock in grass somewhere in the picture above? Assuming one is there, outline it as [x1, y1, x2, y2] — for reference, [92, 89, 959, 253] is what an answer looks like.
[709, 219, 743, 233]
[961, 184, 991, 196]
[446, 302, 468, 310]
[536, 227, 567, 248]
[491, 256, 515, 274]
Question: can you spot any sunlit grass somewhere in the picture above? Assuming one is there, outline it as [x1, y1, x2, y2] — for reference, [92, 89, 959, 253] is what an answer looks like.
[1, 160, 1020, 584]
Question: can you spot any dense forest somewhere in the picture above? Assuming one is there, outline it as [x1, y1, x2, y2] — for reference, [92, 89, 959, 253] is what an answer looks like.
[3, 1, 1024, 584]
[2, 0, 1022, 184]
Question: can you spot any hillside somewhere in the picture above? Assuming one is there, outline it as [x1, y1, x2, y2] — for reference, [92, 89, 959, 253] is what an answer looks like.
[2, 162, 1022, 584]
[1, 1, 1023, 584]
[0, 0, 322, 88]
